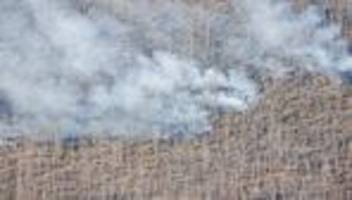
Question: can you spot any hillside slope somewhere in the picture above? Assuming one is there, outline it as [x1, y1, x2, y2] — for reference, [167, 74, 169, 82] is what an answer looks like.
[0, 0, 352, 199]
[0, 73, 351, 200]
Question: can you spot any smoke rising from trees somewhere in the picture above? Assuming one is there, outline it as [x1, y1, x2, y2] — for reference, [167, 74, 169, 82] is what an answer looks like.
[0, 0, 350, 137]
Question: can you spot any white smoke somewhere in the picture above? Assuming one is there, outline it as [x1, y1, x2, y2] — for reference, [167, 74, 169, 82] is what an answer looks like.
[0, 0, 350, 137]
[240, 0, 352, 74]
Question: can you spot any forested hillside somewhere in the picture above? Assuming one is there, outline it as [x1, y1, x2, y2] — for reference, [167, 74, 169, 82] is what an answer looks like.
[0, 0, 352, 199]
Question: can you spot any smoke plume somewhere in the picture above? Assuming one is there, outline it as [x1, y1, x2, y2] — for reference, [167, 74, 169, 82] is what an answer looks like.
[0, 0, 350, 137]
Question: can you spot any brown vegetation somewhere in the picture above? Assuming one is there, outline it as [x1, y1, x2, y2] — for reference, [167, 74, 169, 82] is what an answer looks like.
[1, 0, 352, 199]
[0, 73, 351, 200]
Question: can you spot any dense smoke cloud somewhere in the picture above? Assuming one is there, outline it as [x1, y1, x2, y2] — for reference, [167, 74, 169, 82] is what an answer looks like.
[0, 0, 350, 137]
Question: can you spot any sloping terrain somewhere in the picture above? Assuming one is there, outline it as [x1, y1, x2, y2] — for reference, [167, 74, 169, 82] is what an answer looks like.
[0, 73, 351, 200]
[0, 0, 352, 199]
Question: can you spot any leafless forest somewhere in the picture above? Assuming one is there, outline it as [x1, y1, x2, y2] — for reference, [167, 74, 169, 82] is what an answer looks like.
[0, 0, 352, 199]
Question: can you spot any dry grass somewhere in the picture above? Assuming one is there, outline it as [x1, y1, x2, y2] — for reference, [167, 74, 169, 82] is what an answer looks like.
[0, 73, 351, 200]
